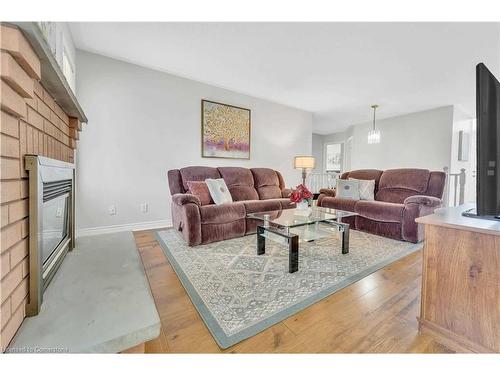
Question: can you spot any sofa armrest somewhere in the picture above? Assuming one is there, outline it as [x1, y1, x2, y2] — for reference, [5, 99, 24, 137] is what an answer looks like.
[402, 195, 442, 243]
[404, 195, 441, 207]
[282, 188, 292, 198]
[319, 188, 336, 197]
[172, 193, 201, 206]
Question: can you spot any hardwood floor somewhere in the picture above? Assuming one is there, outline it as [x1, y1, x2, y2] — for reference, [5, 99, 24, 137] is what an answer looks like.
[133, 230, 455, 353]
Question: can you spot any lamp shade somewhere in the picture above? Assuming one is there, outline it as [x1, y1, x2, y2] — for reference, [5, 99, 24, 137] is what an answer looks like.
[367, 129, 381, 144]
[294, 156, 315, 169]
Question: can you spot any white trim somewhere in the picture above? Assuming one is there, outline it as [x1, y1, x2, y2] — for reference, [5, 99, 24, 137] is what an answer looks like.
[76, 219, 172, 237]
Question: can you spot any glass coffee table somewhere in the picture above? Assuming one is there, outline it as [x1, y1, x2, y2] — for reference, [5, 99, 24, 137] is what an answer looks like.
[247, 207, 357, 273]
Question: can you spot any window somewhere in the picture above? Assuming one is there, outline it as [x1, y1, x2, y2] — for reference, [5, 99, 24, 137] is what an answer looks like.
[325, 143, 343, 173]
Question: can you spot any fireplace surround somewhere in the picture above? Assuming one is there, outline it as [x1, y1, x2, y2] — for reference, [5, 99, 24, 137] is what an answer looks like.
[25, 155, 76, 316]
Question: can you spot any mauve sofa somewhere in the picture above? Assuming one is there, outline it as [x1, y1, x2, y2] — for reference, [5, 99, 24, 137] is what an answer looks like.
[167, 166, 295, 246]
[317, 168, 446, 243]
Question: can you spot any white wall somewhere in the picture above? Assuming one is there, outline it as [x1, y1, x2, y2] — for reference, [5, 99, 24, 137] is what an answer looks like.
[313, 106, 454, 172]
[75, 50, 312, 234]
[311, 133, 323, 172]
[350, 106, 453, 171]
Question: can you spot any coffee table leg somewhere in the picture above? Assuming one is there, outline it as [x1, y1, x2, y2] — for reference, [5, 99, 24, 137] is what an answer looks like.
[289, 234, 299, 273]
[340, 222, 350, 254]
[257, 225, 266, 255]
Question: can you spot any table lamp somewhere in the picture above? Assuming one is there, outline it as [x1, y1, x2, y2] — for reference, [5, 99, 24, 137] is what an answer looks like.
[294, 156, 315, 185]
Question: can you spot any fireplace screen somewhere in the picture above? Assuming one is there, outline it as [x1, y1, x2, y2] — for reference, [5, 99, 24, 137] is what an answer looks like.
[25, 156, 75, 316]
[41, 191, 70, 266]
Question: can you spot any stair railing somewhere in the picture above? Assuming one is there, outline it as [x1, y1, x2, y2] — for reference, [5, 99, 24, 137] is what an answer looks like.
[306, 172, 339, 194]
[443, 167, 466, 207]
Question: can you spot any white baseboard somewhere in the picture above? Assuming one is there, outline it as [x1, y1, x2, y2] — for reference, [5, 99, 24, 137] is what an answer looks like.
[76, 219, 173, 238]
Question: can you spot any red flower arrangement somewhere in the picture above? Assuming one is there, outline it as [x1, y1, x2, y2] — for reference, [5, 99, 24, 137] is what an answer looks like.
[289, 184, 313, 203]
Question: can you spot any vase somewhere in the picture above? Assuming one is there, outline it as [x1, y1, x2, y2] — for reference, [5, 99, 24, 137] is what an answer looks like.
[296, 199, 309, 210]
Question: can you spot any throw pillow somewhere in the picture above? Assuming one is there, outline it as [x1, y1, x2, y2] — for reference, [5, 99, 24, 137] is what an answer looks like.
[186, 181, 213, 206]
[336, 179, 360, 200]
[205, 178, 233, 205]
[349, 178, 376, 200]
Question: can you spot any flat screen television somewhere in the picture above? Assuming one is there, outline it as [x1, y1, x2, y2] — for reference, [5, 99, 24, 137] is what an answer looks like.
[472, 63, 500, 218]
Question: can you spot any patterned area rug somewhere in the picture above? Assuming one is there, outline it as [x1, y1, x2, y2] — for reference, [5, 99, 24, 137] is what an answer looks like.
[155, 227, 421, 348]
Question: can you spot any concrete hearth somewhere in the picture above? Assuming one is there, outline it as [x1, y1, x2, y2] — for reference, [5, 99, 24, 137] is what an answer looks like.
[8, 232, 160, 353]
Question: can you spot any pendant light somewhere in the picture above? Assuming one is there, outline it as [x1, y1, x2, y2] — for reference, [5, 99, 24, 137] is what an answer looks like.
[367, 104, 381, 144]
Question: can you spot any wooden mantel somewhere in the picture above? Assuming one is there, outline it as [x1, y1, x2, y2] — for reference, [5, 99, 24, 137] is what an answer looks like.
[416, 204, 500, 353]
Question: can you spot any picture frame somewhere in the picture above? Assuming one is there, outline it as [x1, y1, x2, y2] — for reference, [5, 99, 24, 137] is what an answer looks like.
[201, 99, 251, 159]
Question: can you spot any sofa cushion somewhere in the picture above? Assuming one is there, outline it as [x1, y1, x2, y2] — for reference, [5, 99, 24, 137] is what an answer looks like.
[186, 181, 213, 205]
[355, 200, 404, 223]
[336, 179, 360, 200]
[379, 168, 430, 192]
[341, 169, 383, 192]
[319, 197, 358, 212]
[426, 171, 446, 198]
[349, 178, 375, 200]
[205, 178, 233, 205]
[276, 171, 287, 190]
[257, 185, 282, 200]
[218, 167, 259, 201]
[179, 166, 221, 192]
[375, 189, 421, 204]
[167, 169, 184, 195]
[251, 168, 282, 199]
[199, 202, 246, 225]
[241, 199, 282, 214]
[376, 169, 430, 203]
[245, 198, 296, 211]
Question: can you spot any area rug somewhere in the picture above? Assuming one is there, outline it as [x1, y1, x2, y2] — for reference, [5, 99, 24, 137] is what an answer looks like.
[155, 227, 422, 348]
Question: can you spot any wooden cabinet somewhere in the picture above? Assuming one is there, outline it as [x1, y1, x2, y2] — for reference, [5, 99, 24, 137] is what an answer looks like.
[416, 204, 500, 353]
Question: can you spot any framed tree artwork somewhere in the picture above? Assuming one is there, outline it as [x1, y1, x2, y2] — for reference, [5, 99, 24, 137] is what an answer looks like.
[201, 99, 251, 159]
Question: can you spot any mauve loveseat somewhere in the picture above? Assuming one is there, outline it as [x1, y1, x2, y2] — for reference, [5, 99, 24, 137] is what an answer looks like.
[317, 168, 446, 243]
[167, 166, 295, 246]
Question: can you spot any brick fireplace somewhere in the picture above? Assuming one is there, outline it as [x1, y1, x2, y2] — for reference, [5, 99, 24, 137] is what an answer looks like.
[1, 24, 84, 350]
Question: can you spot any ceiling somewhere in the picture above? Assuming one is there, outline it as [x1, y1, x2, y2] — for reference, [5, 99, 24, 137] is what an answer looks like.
[69, 22, 500, 134]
